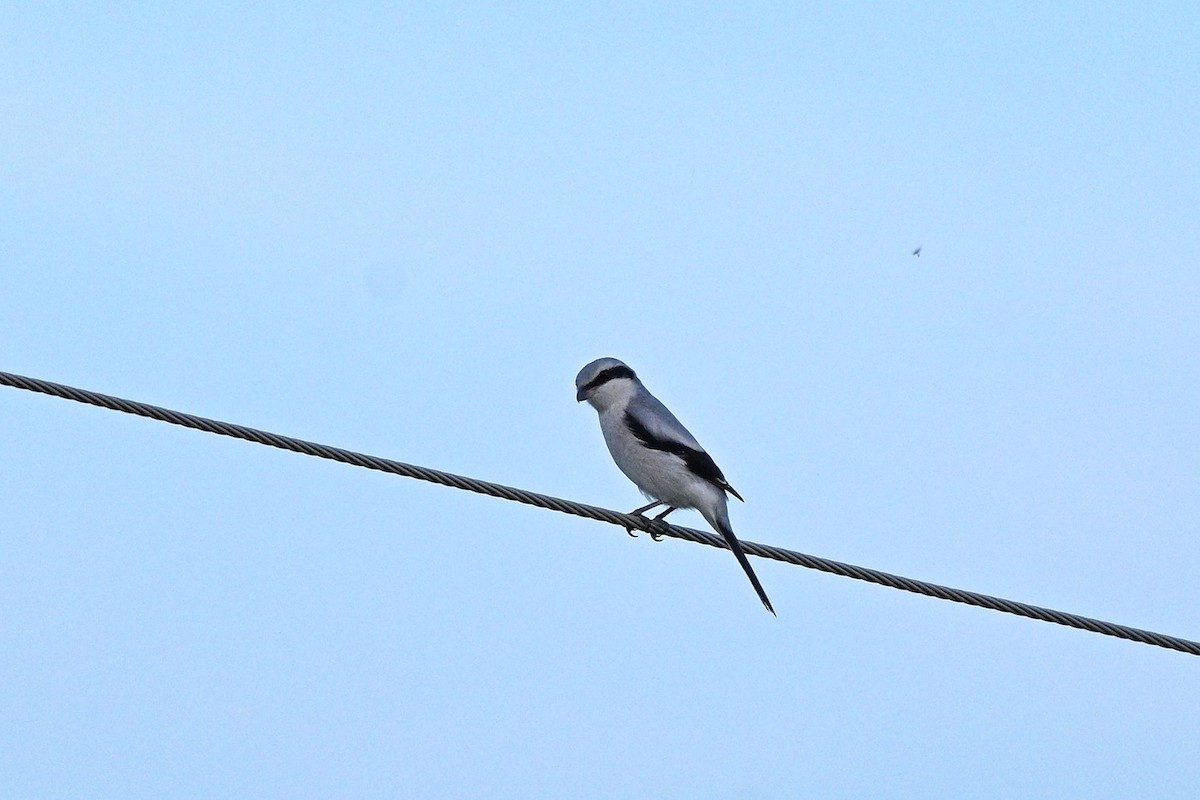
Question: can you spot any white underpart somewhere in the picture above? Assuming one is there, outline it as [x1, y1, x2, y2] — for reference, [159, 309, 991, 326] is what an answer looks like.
[584, 375, 730, 531]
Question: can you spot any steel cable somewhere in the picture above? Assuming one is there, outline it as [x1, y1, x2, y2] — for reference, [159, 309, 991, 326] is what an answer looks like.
[2, 369, 1196, 656]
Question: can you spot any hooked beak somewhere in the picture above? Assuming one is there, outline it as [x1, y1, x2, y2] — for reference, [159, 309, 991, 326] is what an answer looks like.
[575, 387, 587, 402]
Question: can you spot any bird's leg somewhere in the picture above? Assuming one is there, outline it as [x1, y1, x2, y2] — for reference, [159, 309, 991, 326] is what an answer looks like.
[648, 506, 676, 541]
[625, 500, 664, 537]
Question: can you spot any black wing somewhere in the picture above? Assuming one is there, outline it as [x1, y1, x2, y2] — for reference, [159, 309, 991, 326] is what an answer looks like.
[624, 409, 744, 501]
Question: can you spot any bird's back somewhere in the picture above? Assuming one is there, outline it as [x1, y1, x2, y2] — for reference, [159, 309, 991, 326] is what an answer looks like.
[623, 387, 704, 453]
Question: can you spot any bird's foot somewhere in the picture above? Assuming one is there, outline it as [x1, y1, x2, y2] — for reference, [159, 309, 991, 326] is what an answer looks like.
[646, 507, 676, 541]
[625, 504, 673, 540]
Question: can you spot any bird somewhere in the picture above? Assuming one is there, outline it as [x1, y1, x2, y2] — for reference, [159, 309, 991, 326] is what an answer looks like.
[912, 246, 922, 257]
[575, 357, 775, 614]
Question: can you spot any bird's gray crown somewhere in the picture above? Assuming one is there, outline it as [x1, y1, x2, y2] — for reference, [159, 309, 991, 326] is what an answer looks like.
[575, 357, 637, 397]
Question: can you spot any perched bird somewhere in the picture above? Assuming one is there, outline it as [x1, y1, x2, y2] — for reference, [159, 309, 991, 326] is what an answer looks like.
[575, 357, 775, 614]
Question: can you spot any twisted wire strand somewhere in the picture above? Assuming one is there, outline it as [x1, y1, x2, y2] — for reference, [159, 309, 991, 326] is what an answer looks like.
[2, 369, 1196, 656]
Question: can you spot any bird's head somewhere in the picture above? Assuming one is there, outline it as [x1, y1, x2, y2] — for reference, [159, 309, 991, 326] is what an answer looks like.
[575, 357, 639, 410]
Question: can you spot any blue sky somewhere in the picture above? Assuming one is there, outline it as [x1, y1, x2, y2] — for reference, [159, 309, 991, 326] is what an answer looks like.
[2, 3, 1198, 797]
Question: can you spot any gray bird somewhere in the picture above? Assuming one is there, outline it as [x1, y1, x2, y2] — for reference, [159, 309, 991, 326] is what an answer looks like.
[575, 358, 775, 614]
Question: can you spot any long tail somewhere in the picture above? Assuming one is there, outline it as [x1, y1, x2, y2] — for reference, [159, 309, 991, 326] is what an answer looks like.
[712, 510, 776, 615]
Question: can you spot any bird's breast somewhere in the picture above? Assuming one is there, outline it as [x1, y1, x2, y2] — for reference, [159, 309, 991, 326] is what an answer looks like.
[599, 412, 711, 509]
